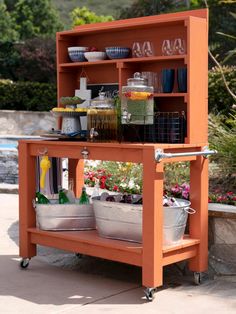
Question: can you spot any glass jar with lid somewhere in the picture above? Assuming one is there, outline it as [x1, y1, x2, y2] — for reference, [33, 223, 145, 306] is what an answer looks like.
[121, 72, 154, 124]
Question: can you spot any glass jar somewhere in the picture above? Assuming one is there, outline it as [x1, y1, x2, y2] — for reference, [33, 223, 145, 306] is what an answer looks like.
[87, 91, 117, 141]
[121, 72, 154, 124]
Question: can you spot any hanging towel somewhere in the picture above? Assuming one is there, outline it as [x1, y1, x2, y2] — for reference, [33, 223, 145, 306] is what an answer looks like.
[36, 157, 62, 197]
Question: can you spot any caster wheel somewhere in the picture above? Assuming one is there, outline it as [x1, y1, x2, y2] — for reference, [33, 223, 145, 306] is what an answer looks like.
[75, 253, 83, 259]
[144, 287, 156, 302]
[20, 258, 30, 269]
[193, 272, 202, 285]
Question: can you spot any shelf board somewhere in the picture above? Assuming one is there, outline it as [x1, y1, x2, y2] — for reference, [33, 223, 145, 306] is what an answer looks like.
[154, 93, 187, 97]
[28, 228, 200, 267]
[162, 236, 200, 266]
[59, 55, 186, 69]
[28, 228, 142, 266]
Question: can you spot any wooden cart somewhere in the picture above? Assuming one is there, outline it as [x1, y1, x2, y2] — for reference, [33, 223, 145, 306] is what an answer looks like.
[19, 9, 210, 301]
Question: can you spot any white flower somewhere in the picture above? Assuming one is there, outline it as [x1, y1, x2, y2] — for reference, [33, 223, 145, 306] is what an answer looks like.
[128, 179, 135, 189]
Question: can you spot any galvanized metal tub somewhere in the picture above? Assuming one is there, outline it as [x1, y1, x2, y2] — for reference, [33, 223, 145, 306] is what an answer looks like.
[93, 196, 193, 245]
[35, 199, 95, 231]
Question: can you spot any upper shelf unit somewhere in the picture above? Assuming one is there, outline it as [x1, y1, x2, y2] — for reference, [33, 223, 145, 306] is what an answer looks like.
[56, 9, 208, 145]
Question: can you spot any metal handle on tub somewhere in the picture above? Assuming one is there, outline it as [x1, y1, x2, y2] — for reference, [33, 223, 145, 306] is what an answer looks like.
[155, 146, 217, 163]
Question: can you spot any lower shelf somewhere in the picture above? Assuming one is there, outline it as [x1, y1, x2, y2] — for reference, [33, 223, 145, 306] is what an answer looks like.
[28, 228, 200, 267]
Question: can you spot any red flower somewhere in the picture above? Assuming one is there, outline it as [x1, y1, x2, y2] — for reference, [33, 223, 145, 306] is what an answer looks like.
[113, 185, 119, 191]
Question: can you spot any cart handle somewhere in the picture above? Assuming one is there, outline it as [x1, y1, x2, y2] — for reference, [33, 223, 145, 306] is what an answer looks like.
[155, 146, 217, 163]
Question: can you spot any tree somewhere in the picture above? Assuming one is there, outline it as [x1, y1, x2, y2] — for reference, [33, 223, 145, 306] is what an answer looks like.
[70, 6, 114, 27]
[0, 0, 18, 42]
[119, 0, 179, 19]
[12, 0, 63, 40]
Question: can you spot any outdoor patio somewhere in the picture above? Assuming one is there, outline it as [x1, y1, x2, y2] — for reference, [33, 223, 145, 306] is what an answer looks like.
[0, 192, 235, 313]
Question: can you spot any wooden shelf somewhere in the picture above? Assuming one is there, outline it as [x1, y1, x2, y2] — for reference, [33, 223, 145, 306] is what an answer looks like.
[28, 228, 199, 267]
[154, 93, 187, 98]
[59, 55, 186, 70]
[28, 228, 142, 266]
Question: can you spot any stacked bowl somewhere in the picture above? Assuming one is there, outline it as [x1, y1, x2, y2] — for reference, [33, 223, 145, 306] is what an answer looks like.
[68, 47, 89, 62]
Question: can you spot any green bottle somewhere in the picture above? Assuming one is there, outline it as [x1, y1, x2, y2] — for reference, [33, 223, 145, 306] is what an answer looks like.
[79, 186, 90, 205]
[36, 192, 50, 204]
[59, 187, 70, 204]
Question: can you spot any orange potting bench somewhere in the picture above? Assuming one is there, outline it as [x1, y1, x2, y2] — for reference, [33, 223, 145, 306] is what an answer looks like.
[19, 9, 212, 301]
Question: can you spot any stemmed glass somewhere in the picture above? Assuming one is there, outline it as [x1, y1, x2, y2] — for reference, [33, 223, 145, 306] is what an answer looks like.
[173, 38, 186, 55]
[132, 42, 143, 58]
[161, 39, 174, 56]
[142, 41, 154, 57]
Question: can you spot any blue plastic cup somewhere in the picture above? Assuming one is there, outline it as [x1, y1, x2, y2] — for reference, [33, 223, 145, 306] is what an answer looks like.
[161, 69, 175, 93]
[177, 68, 187, 92]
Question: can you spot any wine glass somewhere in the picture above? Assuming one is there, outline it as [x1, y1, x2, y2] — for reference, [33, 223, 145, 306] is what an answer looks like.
[173, 38, 186, 55]
[132, 42, 143, 58]
[142, 41, 154, 57]
[161, 39, 174, 56]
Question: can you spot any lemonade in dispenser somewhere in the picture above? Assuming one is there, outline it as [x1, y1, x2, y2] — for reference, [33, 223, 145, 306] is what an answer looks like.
[121, 72, 154, 125]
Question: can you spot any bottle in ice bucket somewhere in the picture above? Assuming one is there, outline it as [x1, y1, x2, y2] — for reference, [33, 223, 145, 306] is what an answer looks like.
[59, 186, 70, 204]
[36, 192, 50, 204]
[79, 186, 90, 205]
[121, 72, 154, 125]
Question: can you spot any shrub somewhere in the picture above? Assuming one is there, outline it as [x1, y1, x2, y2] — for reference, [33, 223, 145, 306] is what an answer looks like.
[208, 66, 236, 114]
[0, 80, 57, 111]
[208, 113, 236, 192]
[0, 38, 56, 83]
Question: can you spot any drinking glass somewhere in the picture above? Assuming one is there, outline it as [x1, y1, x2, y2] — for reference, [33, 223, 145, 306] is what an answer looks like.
[177, 68, 187, 92]
[142, 41, 154, 57]
[132, 42, 143, 58]
[161, 39, 174, 56]
[173, 38, 186, 55]
[161, 69, 175, 93]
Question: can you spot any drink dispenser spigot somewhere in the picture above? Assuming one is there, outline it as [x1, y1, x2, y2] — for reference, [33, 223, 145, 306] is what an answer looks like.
[121, 72, 154, 125]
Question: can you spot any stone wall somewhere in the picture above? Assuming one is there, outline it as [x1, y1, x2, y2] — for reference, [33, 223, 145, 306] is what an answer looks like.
[0, 110, 57, 135]
[0, 150, 18, 184]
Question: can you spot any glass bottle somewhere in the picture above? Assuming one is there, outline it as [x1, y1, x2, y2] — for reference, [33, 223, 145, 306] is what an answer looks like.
[36, 192, 50, 204]
[79, 186, 90, 205]
[59, 186, 70, 204]
[66, 179, 76, 203]
[91, 178, 100, 199]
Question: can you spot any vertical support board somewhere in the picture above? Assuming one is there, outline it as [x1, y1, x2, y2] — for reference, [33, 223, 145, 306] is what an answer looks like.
[188, 154, 209, 271]
[186, 16, 208, 144]
[68, 159, 84, 198]
[142, 147, 163, 287]
[18, 142, 37, 258]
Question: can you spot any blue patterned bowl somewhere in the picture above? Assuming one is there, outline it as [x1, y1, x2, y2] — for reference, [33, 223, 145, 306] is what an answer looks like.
[105, 47, 131, 59]
[68, 47, 89, 62]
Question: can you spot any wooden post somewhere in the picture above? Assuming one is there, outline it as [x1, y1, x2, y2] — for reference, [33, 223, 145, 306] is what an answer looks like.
[142, 147, 163, 288]
[68, 159, 84, 197]
[18, 142, 37, 258]
[188, 154, 209, 271]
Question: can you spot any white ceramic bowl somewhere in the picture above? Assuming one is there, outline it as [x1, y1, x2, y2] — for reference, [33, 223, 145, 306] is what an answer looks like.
[84, 51, 107, 62]
[68, 47, 89, 52]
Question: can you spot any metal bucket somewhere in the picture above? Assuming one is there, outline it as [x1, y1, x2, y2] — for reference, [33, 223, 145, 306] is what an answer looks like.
[93, 196, 195, 245]
[163, 199, 194, 246]
[34, 199, 95, 231]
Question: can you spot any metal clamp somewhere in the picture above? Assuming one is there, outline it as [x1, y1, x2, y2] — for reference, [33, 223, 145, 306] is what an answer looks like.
[155, 146, 217, 163]
[81, 147, 89, 159]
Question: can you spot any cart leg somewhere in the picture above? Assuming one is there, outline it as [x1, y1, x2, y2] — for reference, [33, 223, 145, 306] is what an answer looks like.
[142, 149, 163, 291]
[18, 142, 37, 259]
[68, 159, 84, 197]
[188, 154, 208, 273]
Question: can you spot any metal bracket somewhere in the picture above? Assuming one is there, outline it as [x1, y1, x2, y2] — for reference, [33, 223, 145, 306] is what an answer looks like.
[155, 146, 217, 163]
[81, 147, 89, 159]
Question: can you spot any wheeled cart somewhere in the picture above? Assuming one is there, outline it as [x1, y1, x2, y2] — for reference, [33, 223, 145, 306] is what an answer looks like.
[19, 141, 212, 300]
[19, 8, 210, 301]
